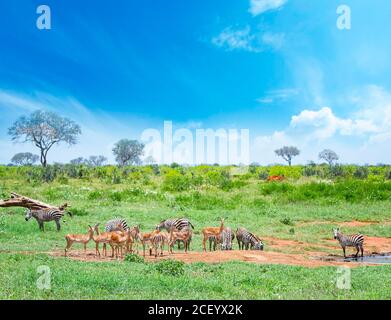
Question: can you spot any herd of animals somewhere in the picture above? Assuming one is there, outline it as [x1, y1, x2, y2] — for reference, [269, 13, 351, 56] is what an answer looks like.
[24, 207, 366, 259]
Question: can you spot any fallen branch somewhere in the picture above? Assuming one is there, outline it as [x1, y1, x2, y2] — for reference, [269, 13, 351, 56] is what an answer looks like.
[0, 192, 67, 211]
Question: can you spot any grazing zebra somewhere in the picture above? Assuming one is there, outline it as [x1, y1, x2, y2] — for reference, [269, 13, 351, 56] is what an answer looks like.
[104, 218, 129, 232]
[208, 228, 234, 251]
[236, 227, 264, 250]
[333, 228, 364, 258]
[25, 208, 71, 231]
[221, 227, 234, 250]
[156, 218, 194, 249]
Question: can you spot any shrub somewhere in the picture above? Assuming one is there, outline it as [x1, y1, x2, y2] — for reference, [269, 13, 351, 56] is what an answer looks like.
[354, 167, 369, 179]
[124, 253, 144, 263]
[280, 217, 294, 226]
[162, 170, 190, 192]
[155, 259, 185, 276]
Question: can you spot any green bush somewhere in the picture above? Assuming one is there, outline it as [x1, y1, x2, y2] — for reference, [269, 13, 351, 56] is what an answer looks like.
[162, 170, 190, 192]
[124, 253, 144, 263]
[155, 259, 185, 276]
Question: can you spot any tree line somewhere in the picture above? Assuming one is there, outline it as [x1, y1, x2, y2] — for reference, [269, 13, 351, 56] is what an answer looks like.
[8, 109, 340, 168]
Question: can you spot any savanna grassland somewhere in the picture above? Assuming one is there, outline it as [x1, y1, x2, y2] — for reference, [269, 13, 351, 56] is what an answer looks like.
[0, 163, 391, 299]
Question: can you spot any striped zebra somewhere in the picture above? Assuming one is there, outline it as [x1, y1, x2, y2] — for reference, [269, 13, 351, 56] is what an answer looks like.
[156, 218, 194, 249]
[236, 227, 264, 250]
[25, 208, 72, 231]
[221, 227, 234, 250]
[208, 228, 234, 251]
[151, 231, 168, 258]
[333, 228, 364, 258]
[104, 218, 129, 232]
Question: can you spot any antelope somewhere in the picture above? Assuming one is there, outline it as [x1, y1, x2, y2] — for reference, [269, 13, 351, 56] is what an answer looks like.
[109, 228, 133, 259]
[93, 223, 121, 257]
[169, 227, 192, 254]
[64, 224, 96, 256]
[202, 218, 225, 252]
[140, 229, 160, 257]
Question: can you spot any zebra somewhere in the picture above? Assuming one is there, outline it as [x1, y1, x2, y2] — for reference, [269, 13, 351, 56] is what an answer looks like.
[156, 218, 194, 249]
[333, 228, 364, 258]
[221, 227, 234, 250]
[208, 228, 234, 251]
[104, 218, 129, 232]
[25, 208, 72, 231]
[236, 227, 264, 250]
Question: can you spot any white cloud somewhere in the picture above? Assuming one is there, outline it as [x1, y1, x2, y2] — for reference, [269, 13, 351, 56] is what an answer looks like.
[257, 88, 298, 104]
[212, 26, 261, 53]
[212, 27, 284, 53]
[253, 86, 391, 164]
[249, 0, 287, 16]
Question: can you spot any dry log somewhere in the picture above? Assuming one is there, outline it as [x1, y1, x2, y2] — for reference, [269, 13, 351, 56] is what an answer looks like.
[0, 192, 67, 211]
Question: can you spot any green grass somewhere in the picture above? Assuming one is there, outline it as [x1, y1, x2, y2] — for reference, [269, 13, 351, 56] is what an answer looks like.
[1, 168, 391, 299]
[0, 253, 390, 300]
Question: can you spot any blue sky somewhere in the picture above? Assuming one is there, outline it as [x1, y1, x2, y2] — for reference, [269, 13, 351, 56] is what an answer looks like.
[1, 0, 391, 164]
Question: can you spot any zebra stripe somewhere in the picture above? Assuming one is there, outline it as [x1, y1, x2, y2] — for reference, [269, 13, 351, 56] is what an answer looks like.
[236, 227, 264, 250]
[157, 218, 194, 232]
[105, 218, 129, 232]
[333, 228, 364, 258]
[25, 208, 68, 231]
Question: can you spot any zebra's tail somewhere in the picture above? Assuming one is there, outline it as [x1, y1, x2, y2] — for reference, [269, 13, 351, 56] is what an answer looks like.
[189, 221, 195, 229]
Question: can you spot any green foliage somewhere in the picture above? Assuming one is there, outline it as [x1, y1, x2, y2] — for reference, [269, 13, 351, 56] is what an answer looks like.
[155, 259, 185, 276]
[124, 253, 145, 263]
[162, 170, 190, 192]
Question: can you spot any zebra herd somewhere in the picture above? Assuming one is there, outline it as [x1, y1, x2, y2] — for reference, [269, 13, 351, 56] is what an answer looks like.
[24, 208, 366, 259]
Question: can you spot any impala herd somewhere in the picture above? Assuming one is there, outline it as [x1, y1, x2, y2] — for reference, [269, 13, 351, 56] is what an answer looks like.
[63, 217, 262, 259]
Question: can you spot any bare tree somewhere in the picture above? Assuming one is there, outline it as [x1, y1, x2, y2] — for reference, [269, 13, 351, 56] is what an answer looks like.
[112, 139, 144, 166]
[87, 155, 107, 167]
[70, 157, 86, 165]
[8, 110, 81, 167]
[11, 152, 39, 166]
[275, 146, 300, 166]
[319, 149, 339, 166]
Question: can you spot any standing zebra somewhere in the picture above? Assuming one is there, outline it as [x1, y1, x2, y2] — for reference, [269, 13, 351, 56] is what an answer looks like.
[156, 218, 194, 249]
[105, 218, 129, 232]
[236, 227, 264, 250]
[333, 228, 364, 258]
[25, 208, 72, 231]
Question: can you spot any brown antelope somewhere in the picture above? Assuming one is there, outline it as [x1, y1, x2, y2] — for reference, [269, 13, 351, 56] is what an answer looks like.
[64, 224, 96, 256]
[151, 230, 168, 258]
[93, 223, 121, 257]
[169, 227, 192, 254]
[109, 228, 133, 259]
[202, 218, 225, 252]
[140, 229, 159, 257]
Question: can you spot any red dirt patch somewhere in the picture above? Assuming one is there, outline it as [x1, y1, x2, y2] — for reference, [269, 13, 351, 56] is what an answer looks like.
[48, 248, 378, 268]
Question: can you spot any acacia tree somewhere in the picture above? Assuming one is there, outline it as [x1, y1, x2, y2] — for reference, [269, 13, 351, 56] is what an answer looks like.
[112, 139, 144, 166]
[70, 157, 85, 165]
[11, 152, 39, 166]
[8, 110, 81, 167]
[319, 149, 339, 166]
[275, 146, 300, 166]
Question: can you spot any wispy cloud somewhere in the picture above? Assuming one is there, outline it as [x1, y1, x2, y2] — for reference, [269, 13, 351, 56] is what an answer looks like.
[212, 26, 261, 53]
[212, 26, 284, 53]
[257, 88, 298, 104]
[249, 0, 287, 16]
